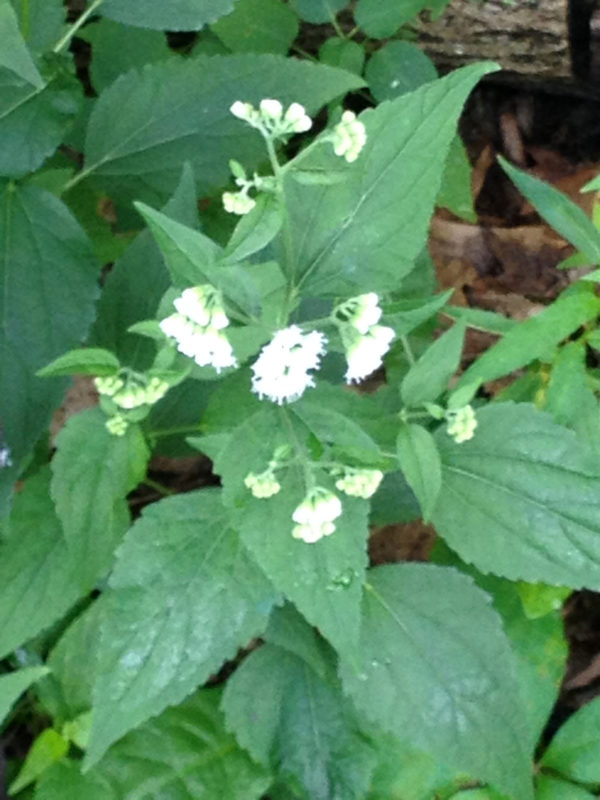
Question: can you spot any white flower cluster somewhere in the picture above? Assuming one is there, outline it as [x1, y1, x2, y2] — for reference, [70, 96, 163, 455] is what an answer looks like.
[222, 190, 255, 216]
[330, 110, 367, 163]
[446, 405, 478, 443]
[244, 469, 281, 499]
[251, 325, 326, 405]
[160, 286, 237, 373]
[292, 488, 342, 544]
[334, 467, 384, 499]
[95, 375, 170, 411]
[334, 294, 395, 384]
[230, 99, 312, 138]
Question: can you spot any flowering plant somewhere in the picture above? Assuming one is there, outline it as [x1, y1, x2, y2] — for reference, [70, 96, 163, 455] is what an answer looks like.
[3, 2, 600, 799]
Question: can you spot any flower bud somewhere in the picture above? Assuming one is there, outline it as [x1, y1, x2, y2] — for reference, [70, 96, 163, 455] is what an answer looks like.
[446, 405, 478, 443]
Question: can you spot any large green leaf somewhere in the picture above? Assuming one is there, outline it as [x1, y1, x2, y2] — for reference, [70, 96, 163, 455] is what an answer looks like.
[100, 0, 237, 30]
[0, 0, 43, 86]
[50, 409, 149, 589]
[285, 62, 497, 296]
[541, 696, 600, 784]
[211, 0, 299, 54]
[223, 644, 377, 799]
[432, 403, 600, 588]
[8, 0, 65, 53]
[80, 54, 364, 203]
[0, 666, 49, 727]
[0, 183, 98, 515]
[339, 564, 533, 800]
[0, 470, 82, 659]
[86, 489, 278, 767]
[37, 692, 270, 800]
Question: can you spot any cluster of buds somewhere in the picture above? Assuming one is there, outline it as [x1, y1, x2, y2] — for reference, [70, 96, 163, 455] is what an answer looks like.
[332, 466, 384, 499]
[445, 405, 478, 443]
[329, 110, 367, 163]
[160, 285, 237, 373]
[230, 99, 312, 139]
[244, 469, 281, 499]
[95, 372, 170, 436]
[292, 488, 342, 544]
[333, 294, 395, 384]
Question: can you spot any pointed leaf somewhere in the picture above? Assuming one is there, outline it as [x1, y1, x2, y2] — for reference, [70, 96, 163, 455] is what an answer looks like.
[223, 193, 283, 263]
[0, 667, 49, 727]
[401, 322, 465, 407]
[396, 423, 441, 521]
[542, 696, 600, 784]
[37, 348, 120, 378]
[339, 564, 533, 800]
[86, 490, 278, 767]
[0, 0, 43, 86]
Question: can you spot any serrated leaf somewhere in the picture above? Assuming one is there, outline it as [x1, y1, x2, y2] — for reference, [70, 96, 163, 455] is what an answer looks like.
[401, 322, 465, 407]
[86, 490, 278, 767]
[500, 156, 600, 263]
[0, 470, 82, 659]
[366, 41, 437, 102]
[457, 286, 600, 389]
[211, 0, 299, 54]
[432, 403, 600, 588]
[0, 183, 98, 514]
[81, 54, 363, 203]
[339, 564, 533, 800]
[100, 0, 237, 30]
[290, 0, 346, 23]
[396, 423, 441, 521]
[223, 644, 376, 799]
[9, 728, 69, 794]
[542, 696, 600, 784]
[37, 692, 270, 800]
[0, 0, 43, 86]
[51, 409, 149, 589]
[356, 0, 430, 37]
[265, 603, 332, 680]
[287, 63, 497, 296]
[223, 193, 283, 263]
[37, 348, 120, 377]
[0, 666, 49, 727]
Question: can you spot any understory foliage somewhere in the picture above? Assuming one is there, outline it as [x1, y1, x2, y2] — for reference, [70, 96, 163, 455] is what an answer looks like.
[3, 0, 600, 798]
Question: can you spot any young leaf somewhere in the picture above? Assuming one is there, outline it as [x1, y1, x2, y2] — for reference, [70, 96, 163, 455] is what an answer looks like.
[290, 0, 347, 23]
[211, 0, 299, 54]
[541, 696, 600, 784]
[366, 41, 437, 101]
[0, 666, 49, 727]
[9, 728, 69, 794]
[81, 55, 363, 203]
[356, 0, 433, 38]
[0, 183, 99, 515]
[0, 0, 43, 87]
[432, 403, 600, 588]
[319, 38, 365, 75]
[396, 423, 442, 521]
[100, 0, 238, 30]
[401, 322, 465, 407]
[38, 692, 270, 800]
[37, 348, 120, 378]
[383, 291, 452, 335]
[499, 156, 600, 264]
[457, 286, 600, 389]
[50, 409, 149, 589]
[286, 62, 498, 296]
[535, 775, 596, 800]
[222, 644, 377, 799]
[0, 470, 83, 659]
[85, 489, 279, 767]
[339, 564, 533, 800]
[223, 193, 283, 263]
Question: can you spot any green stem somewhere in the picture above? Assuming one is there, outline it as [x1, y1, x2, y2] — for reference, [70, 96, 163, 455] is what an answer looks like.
[59, 163, 95, 196]
[280, 407, 314, 493]
[330, 15, 346, 39]
[53, 0, 105, 54]
[20, 0, 30, 40]
[400, 335, 416, 366]
[142, 477, 175, 496]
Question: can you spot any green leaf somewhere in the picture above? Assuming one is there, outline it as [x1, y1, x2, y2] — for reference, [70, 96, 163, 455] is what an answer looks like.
[438, 135, 477, 222]
[50, 409, 149, 589]
[366, 41, 437, 102]
[9, 728, 69, 794]
[499, 156, 600, 264]
[0, 470, 82, 659]
[223, 644, 377, 800]
[81, 54, 364, 203]
[37, 348, 120, 378]
[287, 63, 498, 296]
[100, 0, 237, 30]
[8, 0, 65, 53]
[536, 775, 596, 800]
[542, 696, 600, 784]
[86, 489, 278, 767]
[211, 0, 299, 54]
[0, 182, 98, 514]
[0, 0, 43, 86]
[432, 403, 600, 588]
[319, 38, 365, 75]
[355, 0, 429, 37]
[264, 603, 332, 680]
[81, 18, 175, 93]
[340, 564, 533, 800]
[0, 667, 49, 727]
[401, 322, 465, 407]
[37, 692, 270, 800]
[290, 0, 346, 23]
[457, 285, 600, 389]
[223, 193, 283, 263]
[0, 58, 81, 177]
[384, 291, 453, 335]
[396, 423, 441, 522]
[443, 304, 516, 335]
[292, 393, 380, 453]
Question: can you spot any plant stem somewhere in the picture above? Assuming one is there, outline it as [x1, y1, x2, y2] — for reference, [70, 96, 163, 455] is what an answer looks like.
[142, 477, 175, 496]
[53, 0, 104, 54]
[20, 0, 30, 40]
[400, 334, 416, 365]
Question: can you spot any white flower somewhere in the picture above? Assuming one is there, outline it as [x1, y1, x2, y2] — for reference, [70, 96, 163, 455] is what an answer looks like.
[222, 190, 256, 215]
[174, 287, 211, 327]
[259, 98, 283, 119]
[335, 468, 384, 499]
[230, 99, 313, 137]
[230, 101, 254, 121]
[251, 326, 327, 404]
[244, 470, 281, 499]
[331, 110, 367, 163]
[334, 293, 382, 335]
[344, 325, 395, 384]
[196, 329, 237, 372]
[292, 488, 342, 543]
[446, 405, 477, 443]
[284, 102, 312, 133]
